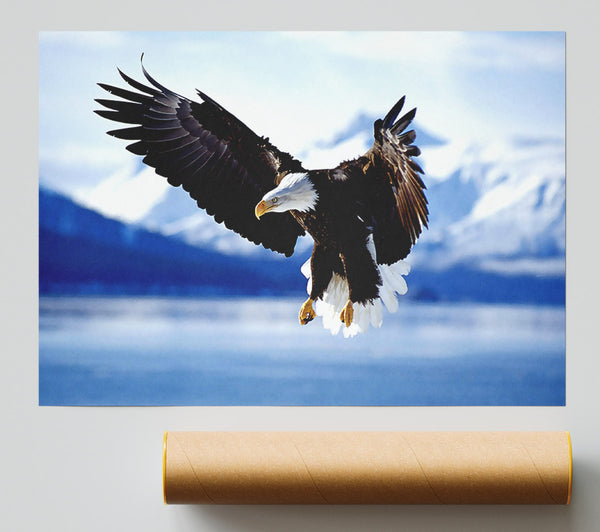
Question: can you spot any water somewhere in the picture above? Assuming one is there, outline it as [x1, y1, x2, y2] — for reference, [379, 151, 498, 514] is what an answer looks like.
[39, 296, 565, 406]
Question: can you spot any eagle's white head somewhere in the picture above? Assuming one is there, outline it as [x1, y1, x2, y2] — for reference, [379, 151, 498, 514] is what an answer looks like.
[255, 173, 318, 218]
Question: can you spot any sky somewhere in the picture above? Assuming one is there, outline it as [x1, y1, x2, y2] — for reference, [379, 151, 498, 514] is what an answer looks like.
[39, 31, 565, 206]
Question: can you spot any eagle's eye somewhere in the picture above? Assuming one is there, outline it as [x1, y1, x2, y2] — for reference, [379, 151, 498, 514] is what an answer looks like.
[272, 197, 279, 204]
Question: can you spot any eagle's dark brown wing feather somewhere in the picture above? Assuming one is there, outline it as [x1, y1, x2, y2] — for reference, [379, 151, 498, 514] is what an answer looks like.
[341, 97, 428, 265]
[96, 64, 305, 257]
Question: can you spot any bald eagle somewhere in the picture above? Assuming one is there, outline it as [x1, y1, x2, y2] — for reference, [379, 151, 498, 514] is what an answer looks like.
[96, 63, 428, 337]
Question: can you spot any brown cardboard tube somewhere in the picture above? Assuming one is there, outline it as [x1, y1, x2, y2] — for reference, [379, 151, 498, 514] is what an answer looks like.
[163, 431, 572, 505]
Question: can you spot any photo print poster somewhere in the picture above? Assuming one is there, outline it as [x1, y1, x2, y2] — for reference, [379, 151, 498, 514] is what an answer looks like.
[39, 31, 565, 406]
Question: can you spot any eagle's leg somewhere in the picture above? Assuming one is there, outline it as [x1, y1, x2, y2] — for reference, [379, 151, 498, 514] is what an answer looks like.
[299, 298, 315, 325]
[340, 240, 382, 327]
[340, 300, 354, 328]
[299, 243, 337, 326]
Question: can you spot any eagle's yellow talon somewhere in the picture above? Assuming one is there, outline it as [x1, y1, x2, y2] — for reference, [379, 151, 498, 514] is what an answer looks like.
[299, 298, 315, 325]
[340, 301, 354, 327]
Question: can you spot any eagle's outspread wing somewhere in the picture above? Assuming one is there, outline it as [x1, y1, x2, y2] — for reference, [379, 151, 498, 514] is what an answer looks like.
[95, 62, 305, 257]
[342, 97, 428, 265]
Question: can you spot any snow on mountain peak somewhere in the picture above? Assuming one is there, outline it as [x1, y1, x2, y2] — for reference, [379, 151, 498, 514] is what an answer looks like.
[415, 134, 565, 274]
[302, 131, 372, 170]
[75, 160, 170, 224]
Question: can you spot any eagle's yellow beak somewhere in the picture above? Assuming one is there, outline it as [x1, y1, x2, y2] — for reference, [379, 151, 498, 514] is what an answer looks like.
[255, 200, 269, 219]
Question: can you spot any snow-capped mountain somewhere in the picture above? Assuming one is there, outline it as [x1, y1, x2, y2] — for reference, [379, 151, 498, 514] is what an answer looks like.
[73, 113, 565, 281]
[413, 135, 565, 277]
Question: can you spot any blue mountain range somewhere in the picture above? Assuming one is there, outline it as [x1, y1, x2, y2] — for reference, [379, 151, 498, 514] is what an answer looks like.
[39, 187, 308, 297]
[38, 186, 564, 304]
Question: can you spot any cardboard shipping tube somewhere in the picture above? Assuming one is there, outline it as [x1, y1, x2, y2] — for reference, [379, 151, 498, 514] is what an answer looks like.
[163, 431, 572, 505]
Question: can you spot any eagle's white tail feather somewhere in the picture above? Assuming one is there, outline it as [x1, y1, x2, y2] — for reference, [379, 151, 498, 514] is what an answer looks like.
[315, 273, 346, 336]
[301, 235, 410, 337]
[378, 260, 410, 313]
[301, 259, 312, 294]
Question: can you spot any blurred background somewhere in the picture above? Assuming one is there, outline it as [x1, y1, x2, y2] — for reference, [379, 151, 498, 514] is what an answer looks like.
[38, 31, 565, 406]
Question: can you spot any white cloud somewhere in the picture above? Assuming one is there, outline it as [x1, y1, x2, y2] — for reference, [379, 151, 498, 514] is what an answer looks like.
[39, 142, 132, 170]
[280, 31, 464, 65]
[279, 31, 564, 72]
[458, 32, 564, 71]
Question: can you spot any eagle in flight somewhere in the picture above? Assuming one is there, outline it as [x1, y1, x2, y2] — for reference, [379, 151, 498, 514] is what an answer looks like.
[96, 60, 428, 337]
